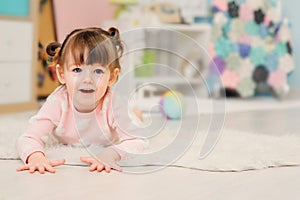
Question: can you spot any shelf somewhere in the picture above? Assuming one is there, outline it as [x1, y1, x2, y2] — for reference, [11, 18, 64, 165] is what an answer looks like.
[164, 23, 211, 32]
[0, 15, 32, 21]
[135, 76, 201, 85]
[124, 22, 211, 98]
[0, 0, 38, 113]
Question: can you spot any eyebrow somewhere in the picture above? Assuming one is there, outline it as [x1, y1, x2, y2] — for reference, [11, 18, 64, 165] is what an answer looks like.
[67, 63, 108, 70]
[91, 64, 107, 69]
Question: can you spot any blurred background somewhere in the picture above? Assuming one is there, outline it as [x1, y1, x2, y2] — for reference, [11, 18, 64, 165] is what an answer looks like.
[0, 0, 299, 113]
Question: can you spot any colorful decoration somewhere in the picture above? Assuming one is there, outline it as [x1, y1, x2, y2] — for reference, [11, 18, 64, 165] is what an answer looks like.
[37, 0, 59, 98]
[37, 41, 57, 88]
[228, 1, 240, 18]
[208, 0, 295, 98]
[159, 90, 186, 120]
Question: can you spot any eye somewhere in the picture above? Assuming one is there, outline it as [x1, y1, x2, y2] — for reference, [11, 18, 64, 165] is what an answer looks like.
[72, 68, 82, 73]
[94, 69, 104, 74]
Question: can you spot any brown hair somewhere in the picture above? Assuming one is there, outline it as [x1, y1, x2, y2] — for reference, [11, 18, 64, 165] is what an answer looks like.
[46, 27, 124, 73]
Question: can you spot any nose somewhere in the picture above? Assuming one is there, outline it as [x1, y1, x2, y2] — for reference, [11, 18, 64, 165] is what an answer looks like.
[82, 70, 93, 83]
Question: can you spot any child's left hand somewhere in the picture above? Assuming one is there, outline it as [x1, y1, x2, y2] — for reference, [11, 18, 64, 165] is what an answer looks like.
[80, 148, 122, 173]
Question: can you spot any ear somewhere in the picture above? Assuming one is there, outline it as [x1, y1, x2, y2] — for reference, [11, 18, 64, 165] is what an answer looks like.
[108, 68, 120, 86]
[56, 64, 66, 84]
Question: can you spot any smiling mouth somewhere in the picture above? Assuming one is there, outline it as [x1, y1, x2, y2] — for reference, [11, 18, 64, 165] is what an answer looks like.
[79, 89, 95, 93]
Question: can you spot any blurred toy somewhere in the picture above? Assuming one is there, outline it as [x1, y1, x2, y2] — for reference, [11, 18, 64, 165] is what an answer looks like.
[159, 90, 185, 120]
[145, 3, 183, 24]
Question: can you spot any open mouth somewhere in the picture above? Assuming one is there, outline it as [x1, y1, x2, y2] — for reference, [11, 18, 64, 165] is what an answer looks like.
[79, 89, 95, 94]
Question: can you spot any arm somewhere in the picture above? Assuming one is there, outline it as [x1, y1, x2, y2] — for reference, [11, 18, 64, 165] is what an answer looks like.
[16, 88, 66, 173]
[109, 106, 147, 159]
[17, 116, 57, 163]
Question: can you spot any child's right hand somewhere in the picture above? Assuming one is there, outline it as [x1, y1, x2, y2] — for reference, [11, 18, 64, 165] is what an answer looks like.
[16, 152, 65, 174]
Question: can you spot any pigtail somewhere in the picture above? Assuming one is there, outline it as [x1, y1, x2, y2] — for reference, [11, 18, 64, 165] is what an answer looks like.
[46, 42, 61, 66]
[108, 27, 124, 58]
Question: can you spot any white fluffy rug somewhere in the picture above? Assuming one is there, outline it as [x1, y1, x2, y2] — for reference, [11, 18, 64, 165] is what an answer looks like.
[1, 110, 300, 172]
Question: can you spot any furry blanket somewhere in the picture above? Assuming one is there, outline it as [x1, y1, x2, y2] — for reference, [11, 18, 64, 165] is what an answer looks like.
[1, 109, 300, 172]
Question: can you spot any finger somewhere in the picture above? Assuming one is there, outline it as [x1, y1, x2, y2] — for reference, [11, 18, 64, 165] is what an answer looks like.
[80, 157, 93, 164]
[38, 165, 45, 174]
[45, 165, 56, 173]
[89, 164, 98, 172]
[16, 165, 29, 172]
[104, 165, 111, 173]
[29, 165, 37, 174]
[51, 159, 65, 167]
[97, 164, 105, 172]
[111, 164, 122, 172]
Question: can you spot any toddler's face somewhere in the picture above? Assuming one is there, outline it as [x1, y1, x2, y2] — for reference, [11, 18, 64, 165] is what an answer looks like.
[63, 62, 111, 112]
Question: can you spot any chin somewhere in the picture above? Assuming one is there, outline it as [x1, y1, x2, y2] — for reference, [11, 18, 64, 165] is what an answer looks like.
[76, 104, 96, 112]
[73, 100, 96, 112]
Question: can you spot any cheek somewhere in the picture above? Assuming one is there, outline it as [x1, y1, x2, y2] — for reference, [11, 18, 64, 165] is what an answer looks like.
[96, 73, 110, 86]
[95, 74, 110, 95]
[66, 72, 82, 83]
[64, 74, 79, 93]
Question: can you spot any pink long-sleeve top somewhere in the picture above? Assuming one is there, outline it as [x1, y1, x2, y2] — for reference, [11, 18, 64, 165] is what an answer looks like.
[17, 85, 145, 163]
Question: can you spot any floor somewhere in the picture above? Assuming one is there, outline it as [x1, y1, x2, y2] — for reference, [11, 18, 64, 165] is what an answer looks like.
[1, 101, 300, 199]
[1, 160, 300, 200]
[224, 107, 300, 135]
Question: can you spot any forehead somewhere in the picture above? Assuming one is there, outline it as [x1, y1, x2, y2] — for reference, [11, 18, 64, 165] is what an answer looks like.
[65, 56, 107, 69]
[63, 38, 116, 68]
